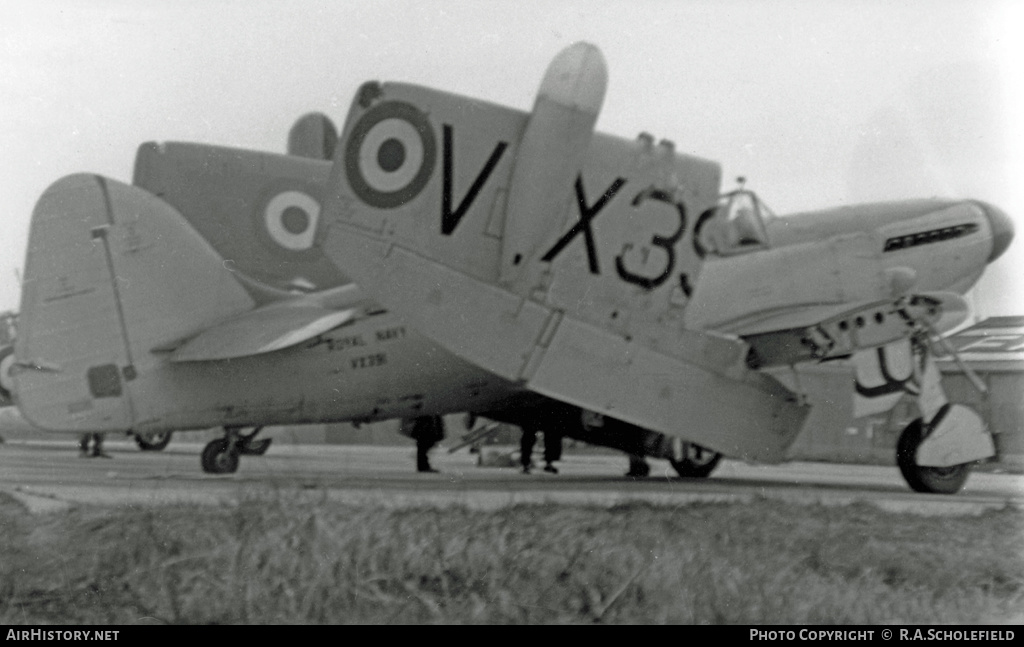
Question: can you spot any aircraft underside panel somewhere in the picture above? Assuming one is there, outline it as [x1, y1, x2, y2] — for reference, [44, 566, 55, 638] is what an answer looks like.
[526, 317, 810, 462]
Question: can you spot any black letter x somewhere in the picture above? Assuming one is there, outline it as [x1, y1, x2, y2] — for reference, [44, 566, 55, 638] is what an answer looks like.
[540, 176, 626, 274]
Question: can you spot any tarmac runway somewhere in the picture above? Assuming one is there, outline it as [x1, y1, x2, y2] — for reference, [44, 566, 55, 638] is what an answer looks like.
[1, 438, 1022, 515]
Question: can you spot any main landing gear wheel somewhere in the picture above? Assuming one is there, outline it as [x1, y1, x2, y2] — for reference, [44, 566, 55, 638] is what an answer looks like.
[670, 442, 722, 478]
[896, 418, 971, 495]
[201, 438, 240, 474]
[134, 431, 173, 452]
[201, 427, 270, 474]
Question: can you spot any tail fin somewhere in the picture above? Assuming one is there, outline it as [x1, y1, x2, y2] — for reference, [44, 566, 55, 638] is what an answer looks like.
[15, 174, 254, 432]
[133, 141, 347, 291]
[288, 112, 339, 160]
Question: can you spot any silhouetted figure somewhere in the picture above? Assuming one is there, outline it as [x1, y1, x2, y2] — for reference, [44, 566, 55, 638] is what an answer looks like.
[626, 453, 650, 477]
[402, 415, 445, 473]
[78, 433, 110, 458]
[520, 426, 562, 474]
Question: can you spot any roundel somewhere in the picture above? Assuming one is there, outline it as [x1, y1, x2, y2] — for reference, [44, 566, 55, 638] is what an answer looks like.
[0, 346, 14, 403]
[263, 190, 321, 251]
[344, 101, 436, 209]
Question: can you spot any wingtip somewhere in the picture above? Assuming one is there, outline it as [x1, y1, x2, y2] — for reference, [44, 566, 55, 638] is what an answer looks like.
[538, 41, 608, 114]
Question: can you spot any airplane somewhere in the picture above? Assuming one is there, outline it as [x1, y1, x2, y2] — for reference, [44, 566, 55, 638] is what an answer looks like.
[11, 43, 1012, 493]
[2, 97, 684, 469]
[0, 113, 343, 455]
[15, 107, 713, 473]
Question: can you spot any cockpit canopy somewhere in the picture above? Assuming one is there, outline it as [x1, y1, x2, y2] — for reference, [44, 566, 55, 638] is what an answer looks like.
[697, 187, 774, 257]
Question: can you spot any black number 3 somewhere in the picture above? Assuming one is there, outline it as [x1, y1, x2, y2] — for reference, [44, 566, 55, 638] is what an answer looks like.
[615, 188, 686, 290]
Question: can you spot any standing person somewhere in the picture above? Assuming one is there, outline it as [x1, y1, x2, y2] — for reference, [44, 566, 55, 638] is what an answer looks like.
[626, 454, 650, 477]
[519, 426, 537, 474]
[542, 428, 562, 474]
[78, 433, 110, 458]
[401, 415, 445, 473]
[520, 426, 562, 474]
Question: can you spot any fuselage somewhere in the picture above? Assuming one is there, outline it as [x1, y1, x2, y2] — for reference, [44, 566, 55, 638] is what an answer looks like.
[684, 194, 1012, 334]
[14, 304, 523, 435]
[134, 309, 523, 433]
[12, 133, 1013, 440]
[768, 198, 1012, 293]
[10, 189, 1011, 438]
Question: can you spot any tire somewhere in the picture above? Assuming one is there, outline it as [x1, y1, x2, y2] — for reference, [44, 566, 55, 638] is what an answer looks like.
[201, 438, 239, 474]
[896, 418, 971, 494]
[669, 442, 722, 478]
[134, 431, 172, 452]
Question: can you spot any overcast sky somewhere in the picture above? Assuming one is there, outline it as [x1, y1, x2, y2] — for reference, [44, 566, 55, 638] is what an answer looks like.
[2, 0, 1020, 317]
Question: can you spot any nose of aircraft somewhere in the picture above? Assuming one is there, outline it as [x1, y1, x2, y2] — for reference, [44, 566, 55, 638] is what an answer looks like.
[976, 201, 1015, 263]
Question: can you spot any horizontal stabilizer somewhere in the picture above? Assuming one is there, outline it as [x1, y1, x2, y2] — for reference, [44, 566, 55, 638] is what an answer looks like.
[165, 302, 356, 361]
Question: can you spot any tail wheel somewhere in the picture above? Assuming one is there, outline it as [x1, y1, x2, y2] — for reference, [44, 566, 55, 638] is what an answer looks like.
[201, 438, 239, 474]
[896, 418, 971, 494]
[134, 431, 173, 452]
[669, 442, 722, 478]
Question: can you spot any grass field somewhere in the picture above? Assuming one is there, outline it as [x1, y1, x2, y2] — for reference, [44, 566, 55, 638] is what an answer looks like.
[1, 491, 1021, 624]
